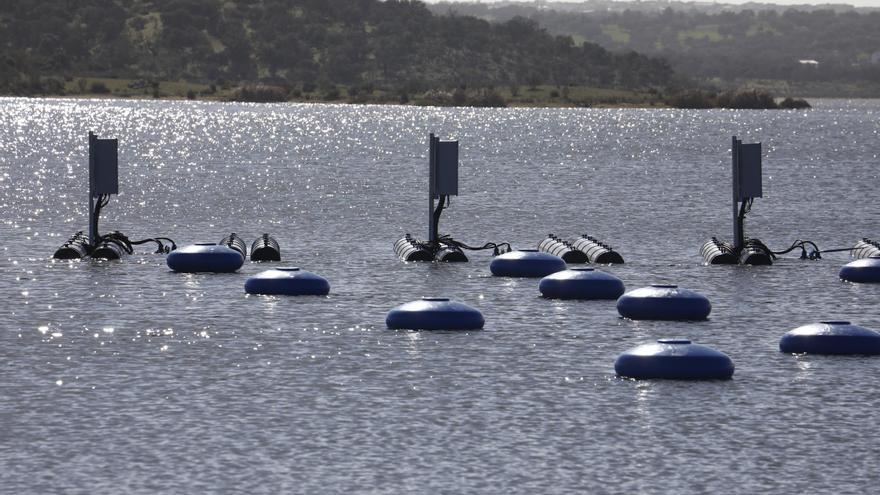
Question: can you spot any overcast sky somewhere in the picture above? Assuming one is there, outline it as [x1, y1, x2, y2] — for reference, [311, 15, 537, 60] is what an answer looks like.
[423, 0, 880, 7]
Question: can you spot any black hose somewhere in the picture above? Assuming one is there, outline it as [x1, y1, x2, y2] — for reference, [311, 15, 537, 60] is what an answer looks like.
[90, 194, 177, 254]
[430, 193, 511, 255]
[437, 234, 511, 255]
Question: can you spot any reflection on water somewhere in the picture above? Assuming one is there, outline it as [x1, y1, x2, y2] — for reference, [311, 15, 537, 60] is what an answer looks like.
[1, 97, 879, 493]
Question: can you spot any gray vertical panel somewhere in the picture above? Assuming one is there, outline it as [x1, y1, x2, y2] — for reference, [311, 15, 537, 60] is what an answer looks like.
[93, 139, 119, 195]
[738, 143, 762, 199]
[434, 140, 458, 196]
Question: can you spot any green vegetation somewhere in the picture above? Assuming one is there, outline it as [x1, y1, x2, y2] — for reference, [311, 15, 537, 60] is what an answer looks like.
[665, 89, 811, 109]
[601, 24, 631, 44]
[0, 0, 674, 106]
[433, 2, 880, 97]
[676, 26, 724, 43]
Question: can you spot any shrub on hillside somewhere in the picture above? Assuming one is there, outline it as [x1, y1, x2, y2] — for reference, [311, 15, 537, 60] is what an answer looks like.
[717, 89, 777, 109]
[228, 84, 288, 102]
[665, 90, 716, 109]
[778, 97, 812, 109]
[89, 81, 110, 94]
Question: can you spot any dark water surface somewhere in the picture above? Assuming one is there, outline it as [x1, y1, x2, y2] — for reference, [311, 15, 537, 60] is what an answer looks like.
[1, 98, 879, 493]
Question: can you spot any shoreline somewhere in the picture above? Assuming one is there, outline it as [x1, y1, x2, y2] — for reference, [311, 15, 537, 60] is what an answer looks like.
[9, 93, 874, 110]
[3, 92, 670, 109]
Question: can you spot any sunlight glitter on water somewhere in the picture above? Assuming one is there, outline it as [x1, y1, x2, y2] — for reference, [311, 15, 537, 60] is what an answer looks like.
[1, 97, 879, 493]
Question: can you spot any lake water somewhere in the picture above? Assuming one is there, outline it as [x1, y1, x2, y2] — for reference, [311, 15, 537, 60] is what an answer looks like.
[1, 97, 878, 493]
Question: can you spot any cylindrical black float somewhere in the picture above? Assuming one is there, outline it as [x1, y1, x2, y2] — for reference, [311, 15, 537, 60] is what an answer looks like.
[53, 231, 90, 260]
[435, 243, 468, 262]
[538, 235, 589, 263]
[91, 240, 127, 260]
[570, 235, 624, 264]
[739, 239, 773, 266]
[394, 234, 433, 262]
[250, 234, 281, 262]
[853, 238, 880, 260]
[219, 233, 247, 258]
[700, 237, 737, 265]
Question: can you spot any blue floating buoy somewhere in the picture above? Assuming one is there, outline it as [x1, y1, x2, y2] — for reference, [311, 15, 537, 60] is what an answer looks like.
[839, 256, 880, 283]
[617, 285, 711, 321]
[166, 242, 244, 273]
[615, 339, 734, 380]
[386, 297, 484, 330]
[779, 321, 880, 355]
[489, 249, 566, 278]
[244, 267, 330, 296]
[539, 268, 625, 300]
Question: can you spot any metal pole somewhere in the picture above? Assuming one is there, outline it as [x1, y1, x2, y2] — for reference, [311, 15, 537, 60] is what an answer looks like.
[88, 132, 96, 246]
[428, 133, 437, 244]
[732, 136, 743, 251]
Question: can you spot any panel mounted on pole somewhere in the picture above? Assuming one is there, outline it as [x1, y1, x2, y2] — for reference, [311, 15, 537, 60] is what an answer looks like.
[90, 137, 119, 196]
[433, 140, 458, 198]
[735, 142, 762, 200]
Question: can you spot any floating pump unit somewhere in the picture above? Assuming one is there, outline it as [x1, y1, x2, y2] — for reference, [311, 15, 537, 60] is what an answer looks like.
[538, 234, 624, 264]
[701, 136, 773, 266]
[52, 132, 176, 260]
[394, 134, 509, 262]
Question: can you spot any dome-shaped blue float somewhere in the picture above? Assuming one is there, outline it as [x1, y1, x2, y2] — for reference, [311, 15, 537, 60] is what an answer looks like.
[615, 339, 734, 380]
[539, 268, 625, 300]
[166, 242, 244, 273]
[489, 249, 566, 278]
[779, 321, 880, 355]
[839, 256, 880, 284]
[244, 267, 330, 296]
[617, 285, 711, 321]
[386, 297, 484, 330]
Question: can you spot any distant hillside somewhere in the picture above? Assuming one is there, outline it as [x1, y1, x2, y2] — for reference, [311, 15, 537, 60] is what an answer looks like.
[432, 1, 880, 95]
[433, 0, 879, 16]
[0, 0, 673, 98]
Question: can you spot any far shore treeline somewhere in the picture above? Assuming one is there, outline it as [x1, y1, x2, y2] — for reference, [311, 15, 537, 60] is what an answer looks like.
[0, 0, 813, 108]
